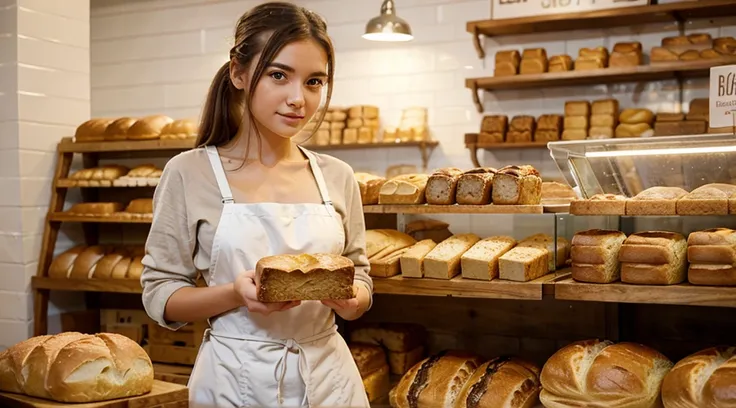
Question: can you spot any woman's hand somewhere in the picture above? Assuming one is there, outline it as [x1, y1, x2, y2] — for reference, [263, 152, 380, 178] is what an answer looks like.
[321, 285, 367, 321]
[233, 270, 301, 315]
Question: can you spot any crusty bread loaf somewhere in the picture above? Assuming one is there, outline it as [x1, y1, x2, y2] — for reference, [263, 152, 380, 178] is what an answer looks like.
[0, 332, 154, 403]
[48, 246, 86, 279]
[425, 167, 463, 205]
[350, 323, 425, 353]
[423, 234, 481, 279]
[619, 231, 687, 285]
[661, 346, 736, 408]
[541, 181, 577, 203]
[491, 165, 542, 205]
[460, 236, 517, 281]
[379, 174, 429, 205]
[456, 168, 496, 205]
[92, 251, 127, 279]
[388, 346, 425, 376]
[498, 246, 548, 282]
[686, 227, 736, 286]
[366, 229, 417, 261]
[592, 99, 619, 116]
[481, 115, 508, 133]
[354, 172, 385, 205]
[69, 246, 109, 279]
[256, 253, 355, 302]
[540, 339, 672, 408]
[626, 186, 689, 215]
[104, 117, 137, 141]
[399, 239, 437, 278]
[676, 183, 736, 215]
[127, 115, 173, 140]
[349, 343, 387, 378]
[160, 118, 197, 139]
[66, 202, 124, 216]
[651, 46, 679, 62]
[620, 108, 654, 125]
[571, 229, 627, 283]
[570, 193, 628, 215]
[454, 356, 541, 408]
[363, 364, 390, 403]
[561, 129, 587, 140]
[74, 119, 113, 142]
[549, 55, 572, 72]
[389, 350, 483, 408]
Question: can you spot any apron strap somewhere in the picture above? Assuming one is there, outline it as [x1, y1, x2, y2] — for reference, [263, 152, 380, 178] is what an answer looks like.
[297, 146, 333, 207]
[204, 145, 235, 204]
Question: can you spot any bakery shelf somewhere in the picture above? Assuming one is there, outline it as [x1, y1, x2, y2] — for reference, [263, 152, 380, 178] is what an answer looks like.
[309, 140, 439, 151]
[48, 213, 152, 223]
[373, 271, 569, 300]
[464, 137, 550, 151]
[466, 0, 736, 58]
[363, 204, 544, 214]
[32, 276, 143, 294]
[55, 179, 158, 188]
[554, 278, 736, 308]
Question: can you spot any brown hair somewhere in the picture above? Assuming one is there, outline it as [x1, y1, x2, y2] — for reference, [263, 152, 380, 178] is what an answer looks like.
[196, 1, 334, 148]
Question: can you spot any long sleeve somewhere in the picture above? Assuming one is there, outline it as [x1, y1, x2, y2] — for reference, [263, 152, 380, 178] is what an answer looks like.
[140, 162, 198, 330]
[341, 170, 374, 310]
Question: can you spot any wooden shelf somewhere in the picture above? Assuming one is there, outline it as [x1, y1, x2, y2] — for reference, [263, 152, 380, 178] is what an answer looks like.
[55, 179, 158, 188]
[554, 278, 736, 308]
[466, 0, 736, 58]
[465, 137, 550, 150]
[32, 277, 143, 294]
[49, 213, 152, 223]
[310, 140, 439, 151]
[363, 204, 544, 214]
[373, 271, 569, 300]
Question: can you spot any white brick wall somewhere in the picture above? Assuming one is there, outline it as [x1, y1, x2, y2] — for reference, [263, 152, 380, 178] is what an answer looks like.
[0, 0, 90, 349]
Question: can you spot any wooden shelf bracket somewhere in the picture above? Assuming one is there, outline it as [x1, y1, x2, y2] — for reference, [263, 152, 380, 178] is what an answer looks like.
[472, 25, 485, 59]
[470, 81, 483, 113]
[468, 143, 482, 168]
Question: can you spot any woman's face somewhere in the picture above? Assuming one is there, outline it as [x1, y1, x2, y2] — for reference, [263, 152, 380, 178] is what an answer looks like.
[239, 39, 328, 140]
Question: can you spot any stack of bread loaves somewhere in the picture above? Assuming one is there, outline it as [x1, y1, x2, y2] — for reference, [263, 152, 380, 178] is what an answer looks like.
[609, 42, 643, 67]
[588, 99, 619, 139]
[0, 332, 154, 403]
[686, 228, 736, 286]
[255, 253, 356, 302]
[350, 323, 426, 376]
[616, 108, 654, 138]
[562, 101, 590, 140]
[507, 115, 535, 143]
[348, 343, 390, 402]
[570, 229, 627, 283]
[618, 231, 688, 286]
[74, 115, 194, 143]
[345, 105, 380, 144]
[575, 46, 608, 71]
[494, 50, 520, 76]
[654, 98, 709, 136]
[534, 114, 563, 142]
[48, 245, 146, 280]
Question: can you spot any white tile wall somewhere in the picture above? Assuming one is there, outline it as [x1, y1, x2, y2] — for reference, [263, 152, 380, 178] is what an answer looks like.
[0, 0, 90, 349]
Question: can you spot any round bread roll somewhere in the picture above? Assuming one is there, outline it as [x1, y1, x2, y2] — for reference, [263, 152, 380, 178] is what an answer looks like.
[661, 346, 736, 408]
[619, 108, 654, 125]
[540, 339, 673, 408]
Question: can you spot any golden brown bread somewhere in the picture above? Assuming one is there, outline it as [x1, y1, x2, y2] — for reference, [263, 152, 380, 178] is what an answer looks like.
[574, 56, 605, 71]
[549, 55, 573, 72]
[570, 193, 627, 215]
[592, 99, 619, 116]
[425, 167, 463, 205]
[619, 231, 688, 285]
[519, 58, 547, 74]
[571, 229, 627, 284]
[354, 172, 385, 205]
[676, 183, 736, 215]
[686, 227, 736, 286]
[65, 202, 124, 216]
[456, 167, 496, 205]
[561, 129, 587, 140]
[160, 118, 197, 139]
[366, 229, 417, 262]
[626, 186, 689, 215]
[127, 115, 173, 140]
[349, 343, 387, 378]
[565, 101, 590, 117]
[69, 246, 108, 279]
[661, 346, 736, 408]
[491, 165, 542, 205]
[679, 50, 701, 61]
[124, 198, 154, 216]
[379, 174, 429, 205]
[256, 253, 355, 302]
[480, 115, 508, 133]
[610, 51, 642, 67]
[0, 332, 154, 403]
[103, 117, 136, 141]
[48, 246, 86, 279]
[620, 108, 654, 125]
[454, 357, 542, 408]
[74, 119, 113, 142]
[651, 46, 680, 62]
[539, 339, 673, 408]
[92, 251, 127, 279]
[541, 181, 576, 202]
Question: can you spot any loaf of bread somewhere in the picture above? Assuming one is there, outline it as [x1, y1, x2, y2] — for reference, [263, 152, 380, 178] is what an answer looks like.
[498, 246, 548, 282]
[536, 114, 562, 141]
[549, 55, 573, 72]
[460, 236, 517, 280]
[491, 165, 542, 205]
[69, 165, 129, 187]
[480, 115, 508, 133]
[494, 50, 520, 76]
[571, 229, 627, 283]
[561, 129, 587, 140]
[0, 332, 154, 403]
[619, 231, 687, 285]
[520, 56, 548, 74]
[400, 239, 437, 278]
[588, 126, 614, 139]
[687, 98, 709, 121]
[112, 164, 162, 187]
[592, 99, 619, 116]
[256, 253, 355, 302]
[425, 167, 463, 205]
[127, 115, 173, 140]
[455, 357, 541, 408]
[656, 112, 685, 122]
[564, 115, 589, 130]
[349, 343, 387, 378]
[122, 198, 154, 219]
[620, 108, 654, 125]
[389, 347, 426, 376]
[661, 346, 736, 408]
[160, 118, 197, 139]
[405, 219, 453, 244]
[610, 49, 643, 67]
[626, 186, 689, 215]
[65, 202, 124, 216]
[540, 339, 672, 408]
[714, 36, 736, 55]
[541, 181, 577, 203]
[423, 233, 481, 279]
[379, 174, 429, 205]
[366, 229, 417, 261]
[456, 168, 496, 205]
[679, 50, 701, 61]
[74, 118, 113, 142]
[354, 173, 385, 205]
[615, 123, 652, 138]
[348, 105, 379, 119]
[350, 323, 426, 375]
[676, 183, 736, 215]
[389, 350, 483, 408]
[570, 193, 627, 215]
[102, 117, 136, 141]
[651, 46, 680, 62]
[686, 228, 736, 286]
[565, 101, 590, 117]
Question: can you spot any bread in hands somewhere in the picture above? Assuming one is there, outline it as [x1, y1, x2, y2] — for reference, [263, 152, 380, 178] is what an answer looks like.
[423, 233, 481, 279]
[661, 346, 736, 408]
[256, 253, 355, 302]
[0, 332, 154, 403]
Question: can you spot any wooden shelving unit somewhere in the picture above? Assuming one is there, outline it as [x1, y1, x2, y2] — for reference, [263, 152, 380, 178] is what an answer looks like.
[32, 277, 143, 294]
[465, 0, 736, 58]
[363, 204, 544, 214]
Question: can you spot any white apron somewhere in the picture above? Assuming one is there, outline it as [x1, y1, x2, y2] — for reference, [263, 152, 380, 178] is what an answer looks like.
[187, 145, 369, 408]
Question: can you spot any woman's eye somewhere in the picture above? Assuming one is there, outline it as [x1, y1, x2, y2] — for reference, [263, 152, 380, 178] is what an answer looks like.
[270, 72, 285, 80]
[307, 78, 324, 86]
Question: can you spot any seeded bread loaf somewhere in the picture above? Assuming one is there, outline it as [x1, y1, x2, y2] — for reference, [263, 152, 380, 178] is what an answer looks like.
[456, 168, 497, 205]
[399, 239, 438, 278]
[425, 167, 463, 205]
[423, 234, 481, 279]
[626, 186, 689, 215]
[619, 231, 687, 285]
[571, 229, 627, 283]
[570, 193, 628, 215]
[455, 357, 542, 408]
[686, 228, 736, 286]
[256, 253, 355, 302]
[379, 174, 429, 205]
[491, 165, 542, 205]
[676, 183, 736, 215]
[460, 236, 517, 280]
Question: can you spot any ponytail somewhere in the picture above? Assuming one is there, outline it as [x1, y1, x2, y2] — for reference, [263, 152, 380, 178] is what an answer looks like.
[196, 61, 243, 147]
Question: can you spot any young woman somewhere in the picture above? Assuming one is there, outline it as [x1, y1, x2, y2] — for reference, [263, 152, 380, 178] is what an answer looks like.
[140, 2, 373, 407]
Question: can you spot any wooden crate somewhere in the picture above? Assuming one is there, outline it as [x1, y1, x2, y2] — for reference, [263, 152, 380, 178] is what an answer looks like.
[148, 320, 208, 365]
[154, 363, 192, 386]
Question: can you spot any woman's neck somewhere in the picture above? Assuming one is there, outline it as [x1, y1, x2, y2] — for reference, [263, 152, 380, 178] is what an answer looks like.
[220, 121, 302, 167]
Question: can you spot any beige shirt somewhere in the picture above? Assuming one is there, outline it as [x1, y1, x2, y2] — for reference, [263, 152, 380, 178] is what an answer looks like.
[140, 147, 373, 329]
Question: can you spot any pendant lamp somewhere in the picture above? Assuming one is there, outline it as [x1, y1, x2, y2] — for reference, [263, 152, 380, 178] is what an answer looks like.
[362, 0, 413, 42]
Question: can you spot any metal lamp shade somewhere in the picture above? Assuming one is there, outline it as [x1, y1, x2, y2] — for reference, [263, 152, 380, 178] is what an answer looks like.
[362, 0, 413, 42]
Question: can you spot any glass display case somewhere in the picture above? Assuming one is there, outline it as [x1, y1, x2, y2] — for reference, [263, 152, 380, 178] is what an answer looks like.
[547, 131, 736, 199]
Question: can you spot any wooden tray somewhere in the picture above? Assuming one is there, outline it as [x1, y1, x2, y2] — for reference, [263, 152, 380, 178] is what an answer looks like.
[0, 380, 188, 408]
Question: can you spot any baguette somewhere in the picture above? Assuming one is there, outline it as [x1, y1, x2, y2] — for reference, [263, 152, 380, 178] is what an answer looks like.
[399, 239, 437, 278]
[460, 236, 516, 280]
[626, 186, 689, 215]
[423, 234, 481, 279]
[425, 168, 463, 205]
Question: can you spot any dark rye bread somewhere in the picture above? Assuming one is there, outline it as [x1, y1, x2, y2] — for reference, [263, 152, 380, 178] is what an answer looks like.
[256, 253, 355, 302]
[389, 350, 483, 408]
[455, 356, 542, 408]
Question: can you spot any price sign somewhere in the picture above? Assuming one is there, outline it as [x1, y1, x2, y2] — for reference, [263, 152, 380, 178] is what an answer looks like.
[491, 0, 649, 20]
[709, 65, 736, 129]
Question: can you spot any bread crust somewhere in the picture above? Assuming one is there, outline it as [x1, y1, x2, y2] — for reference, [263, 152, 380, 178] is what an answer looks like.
[256, 253, 355, 302]
[661, 346, 736, 408]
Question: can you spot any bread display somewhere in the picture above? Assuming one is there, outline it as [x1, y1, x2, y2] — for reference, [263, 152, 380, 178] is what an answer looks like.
[570, 193, 628, 215]
[67, 165, 129, 187]
[519, 48, 548, 75]
[507, 115, 535, 143]
[571, 229, 627, 283]
[255, 253, 355, 302]
[686, 228, 736, 286]
[491, 165, 542, 205]
[563, 100, 590, 139]
[160, 118, 197, 139]
[541, 181, 577, 203]
[534, 114, 562, 142]
[460, 236, 517, 280]
[676, 183, 736, 215]
[74, 118, 114, 142]
[379, 174, 429, 205]
[0, 332, 154, 403]
[350, 323, 425, 375]
[494, 50, 520, 76]
[425, 167, 463, 205]
[619, 231, 688, 285]
[661, 346, 736, 408]
[455, 167, 496, 205]
[423, 233, 481, 279]
[366, 229, 417, 277]
[348, 343, 390, 402]
[64, 202, 125, 216]
[354, 172, 386, 205]
[548, 54, 572, 72]
[539, 339, 672, 408]
[112, 164, 162, 187]
[389, 350, 484, 408]
[48, 245, 147, 280]
[400, 239, 437, 278]
[626, 186, 688, 215]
